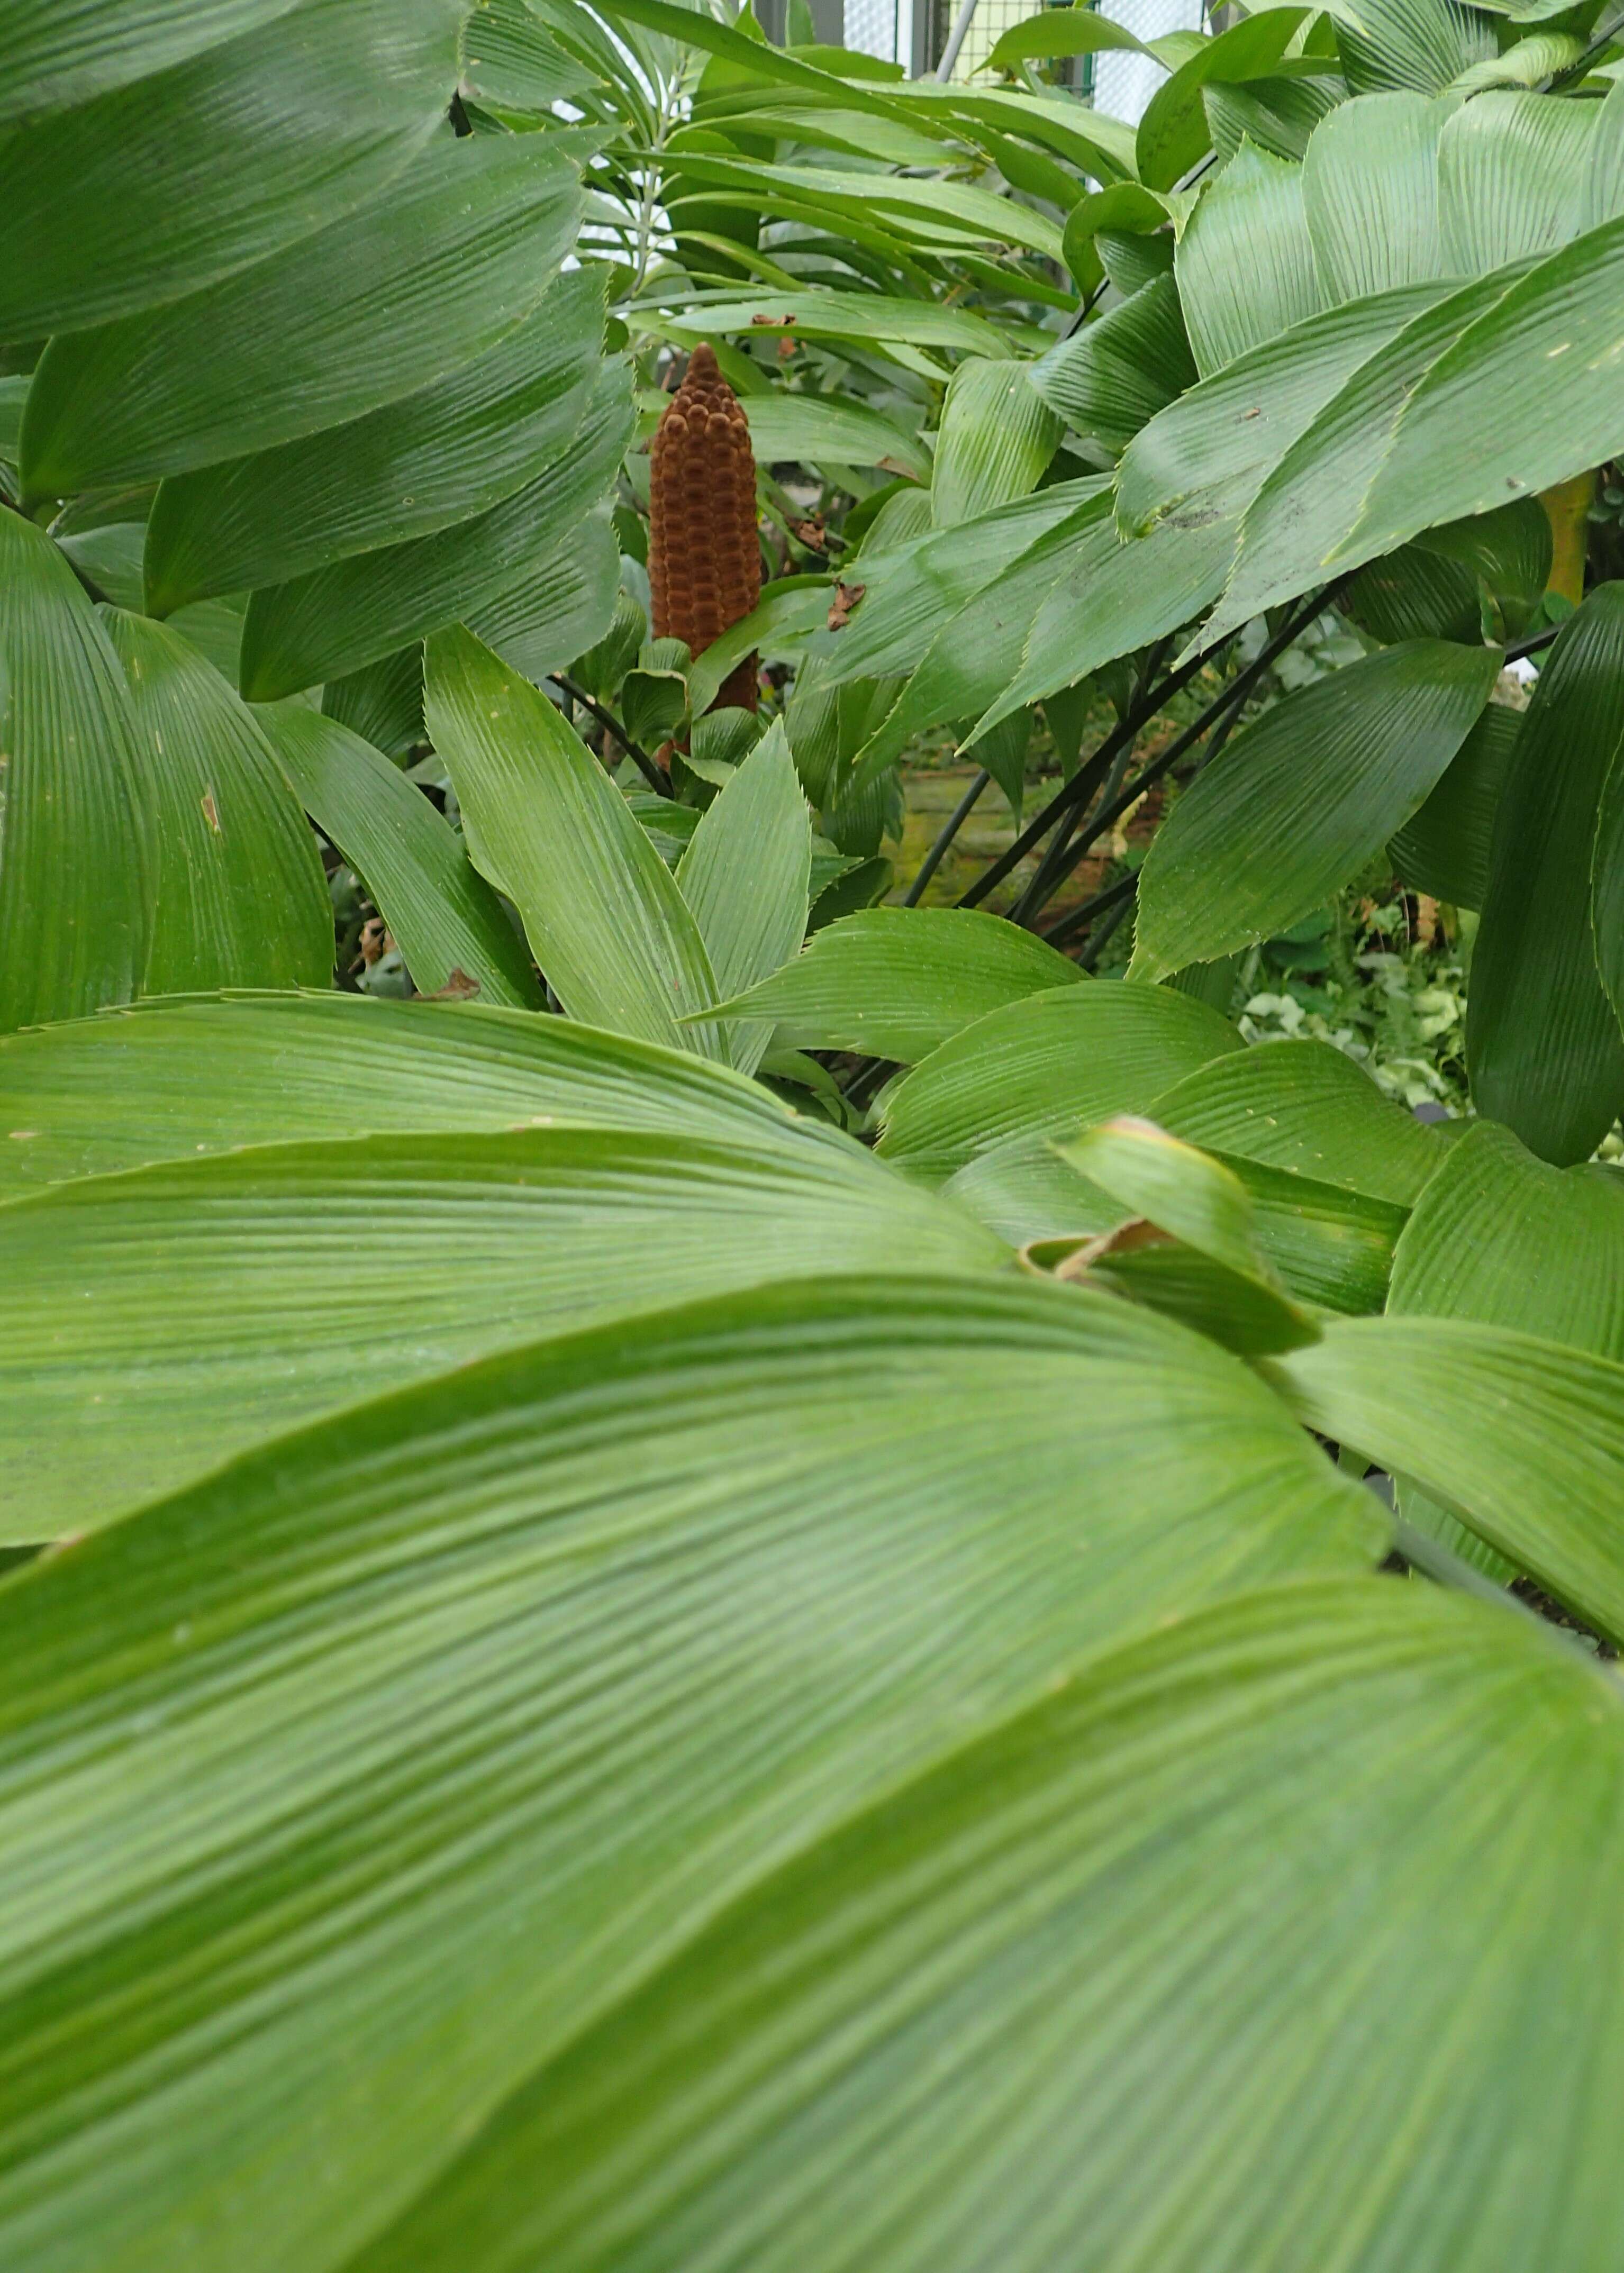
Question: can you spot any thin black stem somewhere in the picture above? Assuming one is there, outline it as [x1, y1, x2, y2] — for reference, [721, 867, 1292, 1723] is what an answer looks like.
[1009, 637, 1171, 926]
[1503, 619, 1563, 666]
[550, 674, 667, 791]
[1047, 865, 1138, 953]
[902, 768, 989, 906]
[1017, 582, 1342, 932]
[957, 639, 1220, 913]
[1075, 881, 1137, 971]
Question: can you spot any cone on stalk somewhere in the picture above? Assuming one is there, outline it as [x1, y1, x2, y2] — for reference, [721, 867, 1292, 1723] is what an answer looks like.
[649, 343, 761, 713]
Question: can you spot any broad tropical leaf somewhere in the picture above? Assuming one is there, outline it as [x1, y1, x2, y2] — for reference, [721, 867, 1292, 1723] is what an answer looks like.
[0, 993, 811, 1200]
[424, 624, 724, 1055]
[237, 363, 633, 698]
[259, 703, 543, 1009]
[1175, 139, 1323, 377]
[21, 135, 583, 498]
[1147, 1035, 1445, 1205]
[1277, 1316, 1624, 1633]
[0, 1128, 1008, 1535]
[1301, 90, 1447, 299]
[930, 358, 1063, 528]
[0, 0, 307, 120]
[1468, 585, 1624, 1164]
[0, 508, 148, 1032]
[1132, 640, 1500, 980]
[144, 267, 607, 612]
[675, 722, 811, 1075]
[288, 1579, 1624, 2273]
[877, 982, 1241, 1181]
[0, 1275, 1380, 2265]
[106, 613, 332, 992]
[1390, 699, 1522, 908]
[709, 905, 1081, 1064]
[0, 0, 461, 338]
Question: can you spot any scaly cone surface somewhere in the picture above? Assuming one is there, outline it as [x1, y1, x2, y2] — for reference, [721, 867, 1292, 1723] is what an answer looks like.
[649, 342, 761, 713]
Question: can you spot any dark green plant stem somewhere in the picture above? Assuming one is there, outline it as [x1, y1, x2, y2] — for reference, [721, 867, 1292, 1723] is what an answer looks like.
[1503, 619, 1564, 665]
[902, 767, 990, 905]
[1045, 864, 1138, 953]
[1018, 582, 1341, 931]
[957, 642, 1220, 912]
[1009, 637, 1172, 925]
[1041, 675, 1249, 952]
[1076, 887, 1135, 971]
[549, 674, 667, 790]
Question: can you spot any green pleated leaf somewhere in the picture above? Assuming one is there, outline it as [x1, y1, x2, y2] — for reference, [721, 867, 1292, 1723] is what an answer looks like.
[424, 624, 723, 1057]
[1029, 273, 1196, 456]
[1147, 1034, 1446, 1205]
[667, 289, 1011, 359]
[1391, 1117, 1624, 1354]
[257, 703, 542, 1009]
[1136, 10, 1309, 191]
[740, 392, 930, 481]
[851, 512, 1094, 782]
[823, 479, 1100, 687]
[103, 613, 330, 992]
[1204, 69, 1345, 168]
[144, 267, 606, 613]
[1197, 259, 1533, 649]
[669, 153, 1067, 264]
[877, 981, 1242, 1182]
[322, 644, 424, 757]
[1058, 1115, 1319, 1354]
[21, 134, 582, 499]
[1062, 180, 1175, 296]
[238, 363, 633, 699]
[687, 579, 828, 719]
[0, 1130, 1007, 1539]
[0, 0, 460, 339]
[0, 1276, 1382, 2267]
[1436, 88, 1595, 277]
[326, 1576, 1624, 2273]
[1582, 73, 1624, 231]
[949, 1125, 1405, 1311]
[1468, 585, 1624, 1165]
[1595, 736, 1624, 1035]
[674, 722, 811, 1076]
[1302, 91, 1448, 301]
[1275, 1315, 1624, 1636]
[1335, 0, 1494, 94]
[1343, 541, 1480, 643]
[0, 512, 148, 1033]
[985, 5, 1153, 70]
[1328, 219, 1624, 593]
[967, 501, 1236, 746]
[1176, 140, 1326, 379]
[461, 0, 600, 110]
[1132, 640, 1500, 982]
[930, 358, 1063, 529]
[1390, 698, 1521, 907]
[707, 905, 1082, 1064]
[0, 0, 302, 122]
[464, 508, 621, 689]
[1115, 278, 1455, 543]
[0, 991, 809, 1199]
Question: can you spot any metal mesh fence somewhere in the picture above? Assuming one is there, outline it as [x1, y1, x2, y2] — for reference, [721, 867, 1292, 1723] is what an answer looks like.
[844, 0, 905, 61]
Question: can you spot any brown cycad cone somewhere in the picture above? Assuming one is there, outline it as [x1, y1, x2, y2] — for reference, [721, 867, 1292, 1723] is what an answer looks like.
[649, 342, 761, 712]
